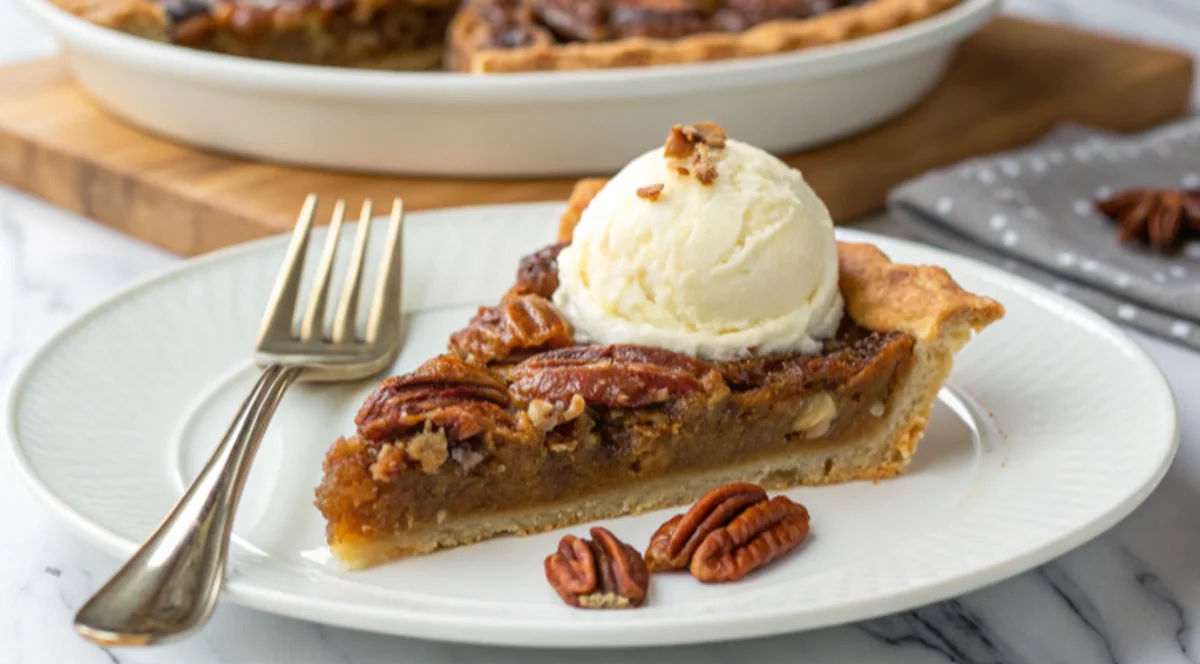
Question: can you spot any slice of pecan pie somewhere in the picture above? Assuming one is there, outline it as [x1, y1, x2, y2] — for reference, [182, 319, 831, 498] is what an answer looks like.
[449, 0, 962, 72]
[315, 179, 1003, 569]
[50, 0, 456, 68]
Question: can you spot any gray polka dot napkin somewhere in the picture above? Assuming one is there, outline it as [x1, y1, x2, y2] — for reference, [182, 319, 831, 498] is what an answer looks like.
[888, 115, 1200, 352]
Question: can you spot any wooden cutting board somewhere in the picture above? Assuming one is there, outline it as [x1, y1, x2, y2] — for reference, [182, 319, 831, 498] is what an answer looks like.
[0, 17, 1193, 257]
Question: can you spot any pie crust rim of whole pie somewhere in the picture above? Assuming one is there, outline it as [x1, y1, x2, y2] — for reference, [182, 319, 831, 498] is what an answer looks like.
[46, 0, 962, 71]
[314, 178, 1003, 570]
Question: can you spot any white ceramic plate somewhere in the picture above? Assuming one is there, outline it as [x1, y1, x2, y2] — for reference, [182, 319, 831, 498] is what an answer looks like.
[18, 0, 997, 176]
[6, 202, 1177, 648]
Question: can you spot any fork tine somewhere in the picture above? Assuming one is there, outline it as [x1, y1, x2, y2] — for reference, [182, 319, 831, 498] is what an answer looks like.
[300, 200, 346, 342]
[365, 199, 404, 345]
[258, 194, 318, 344]
[332, 200, 374, 344]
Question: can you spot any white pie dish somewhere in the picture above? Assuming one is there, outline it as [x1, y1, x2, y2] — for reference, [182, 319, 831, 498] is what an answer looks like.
[17, 0, 998, 176]
[5, 201, 1177, 648]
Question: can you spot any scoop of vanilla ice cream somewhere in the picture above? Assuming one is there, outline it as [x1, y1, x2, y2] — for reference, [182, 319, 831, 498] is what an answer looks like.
[553, 136, 844, 360]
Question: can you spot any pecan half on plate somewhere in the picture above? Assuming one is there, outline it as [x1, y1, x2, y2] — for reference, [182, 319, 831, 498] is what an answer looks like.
[645, 482, 810, 582]
[545, 527, 650, 609]
[509, 344, 714, 408]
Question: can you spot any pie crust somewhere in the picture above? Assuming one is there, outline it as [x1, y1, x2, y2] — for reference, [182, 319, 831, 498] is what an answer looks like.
[314, 178, 1002, 569]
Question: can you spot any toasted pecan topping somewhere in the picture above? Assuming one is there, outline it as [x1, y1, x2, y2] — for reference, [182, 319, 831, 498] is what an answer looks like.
[692, 144, 717, 185]
[609, 0, 710, 39]
[370, 441, 409, 482]
[472, 0, 557, 50]
[469, 0, 874, 57]
[173, 14, 217, 44]
[209, 3, 234, 22]
[529, 0, 610, 41]
[405, 428, 451, 473]
[228, 6, 271, 39]
[664, 125, 695, 159]
[664, 122, 727, 157]
[449, 292, 575, 365]
[270, 3, 308, 29]
[682, 121, 727, 148]
[514, 242, 568, 298]
[369, 428, 450, 480]
[663, 122, 727, 185]
[355, 355, 516, 448]
[160, 0, 215, 24]
[710, 0, 819, 33]
[790, 392, 837, 438]
[719, 330, 912, 391]
[527, 394, 587, 431]
[509, 344, 716, 408]
[636, 183, 665, 201]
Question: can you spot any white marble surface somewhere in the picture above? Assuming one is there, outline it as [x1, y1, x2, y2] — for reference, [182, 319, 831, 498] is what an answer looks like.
[2, 1, 1200, 662]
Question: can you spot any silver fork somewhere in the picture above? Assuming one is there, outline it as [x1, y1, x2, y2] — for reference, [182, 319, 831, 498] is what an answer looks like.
[73, 195, 405, 647]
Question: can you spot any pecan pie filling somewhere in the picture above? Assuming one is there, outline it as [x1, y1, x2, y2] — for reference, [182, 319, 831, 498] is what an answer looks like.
[316, 242, 916, 559]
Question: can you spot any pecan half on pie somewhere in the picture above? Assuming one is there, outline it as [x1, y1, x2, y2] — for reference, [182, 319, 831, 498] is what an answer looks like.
[315, 123, 1002, 569]
[51, 0, 960, 70]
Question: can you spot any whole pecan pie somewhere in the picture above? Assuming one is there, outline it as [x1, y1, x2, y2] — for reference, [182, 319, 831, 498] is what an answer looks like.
[50, 0, 960, 70]
[314, 178, 1003, 569]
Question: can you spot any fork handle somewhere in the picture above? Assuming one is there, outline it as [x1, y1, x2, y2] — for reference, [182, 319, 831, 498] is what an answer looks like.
[74, 364, 304, 647]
